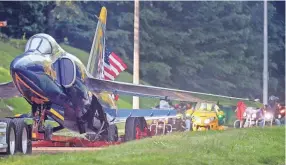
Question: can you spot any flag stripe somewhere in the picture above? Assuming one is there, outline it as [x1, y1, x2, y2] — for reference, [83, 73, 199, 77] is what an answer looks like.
[111, 52, 127, 69]
[103, 49, 127, 81]
[104, 65, 117, 77]
[109, 58, 122, 75]
[104, 63, 119, 77]
[107, 61, 120, 76]
[104, 70, 115, 80]
[109, 55, 125, 71]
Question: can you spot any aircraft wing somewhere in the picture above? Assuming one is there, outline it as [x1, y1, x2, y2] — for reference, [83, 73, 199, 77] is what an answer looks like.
[86, 78, 251, 102]
[0, 81, 21, 99]
[86, 78, 203, 102]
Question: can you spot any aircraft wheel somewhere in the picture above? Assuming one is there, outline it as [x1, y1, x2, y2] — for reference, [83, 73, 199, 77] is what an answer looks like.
[107, 124, 118, 142]
[12, 119, 32, 154]
[0, 119, 16, 155]
[124, 117, 141, 141]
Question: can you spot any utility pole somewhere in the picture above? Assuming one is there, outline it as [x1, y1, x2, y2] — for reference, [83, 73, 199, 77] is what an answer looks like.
[133, 0, 140, 109]
[284, 1, 286, 105]
[263, 0, 268, 105]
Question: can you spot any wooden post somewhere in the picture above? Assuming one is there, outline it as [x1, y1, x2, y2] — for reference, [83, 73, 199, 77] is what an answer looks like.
[133, 0, 140, 109]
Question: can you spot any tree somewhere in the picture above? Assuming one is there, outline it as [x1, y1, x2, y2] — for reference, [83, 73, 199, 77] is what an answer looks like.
[0, 1, 284, 101]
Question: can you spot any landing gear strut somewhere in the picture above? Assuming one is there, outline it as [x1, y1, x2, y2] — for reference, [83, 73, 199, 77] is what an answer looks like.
[31, 104, 63, 141]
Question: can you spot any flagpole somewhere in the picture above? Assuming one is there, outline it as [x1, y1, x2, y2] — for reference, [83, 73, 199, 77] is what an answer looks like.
[263, 0, 268, 105]
[133, 0, 140, 109]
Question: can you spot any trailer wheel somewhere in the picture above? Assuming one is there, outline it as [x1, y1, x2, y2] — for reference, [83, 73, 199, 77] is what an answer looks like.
[125, 117, 146, 141]
[107, 124, 118, 142]
[138, 117, 150, 136]
[12, 119, 32, 154]
[139, 117, 148, 130]
[0, 119, 16, 155]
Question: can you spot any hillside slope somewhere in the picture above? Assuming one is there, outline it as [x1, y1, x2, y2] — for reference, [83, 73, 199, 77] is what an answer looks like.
[0, 127, 284, 165]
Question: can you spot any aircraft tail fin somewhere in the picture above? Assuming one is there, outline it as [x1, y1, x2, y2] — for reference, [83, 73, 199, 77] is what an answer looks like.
[86, 7, 107, 79]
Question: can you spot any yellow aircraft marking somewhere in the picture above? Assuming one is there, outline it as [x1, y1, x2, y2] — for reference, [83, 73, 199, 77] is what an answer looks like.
[90, 7, 106, 77]
[14, 114, 22, 117]
[50, 108, 64, 121]
[43, 61, 57, 80]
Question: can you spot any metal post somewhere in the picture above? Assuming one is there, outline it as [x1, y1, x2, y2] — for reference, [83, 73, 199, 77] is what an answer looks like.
[284, 1, 286, 105]
[133, 0, 140, 109]
[263, 0, 268, 105]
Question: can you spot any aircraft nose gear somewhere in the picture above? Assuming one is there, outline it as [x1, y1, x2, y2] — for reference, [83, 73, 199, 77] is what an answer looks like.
[92, 117, 102, 130]
[77, 117, 87, 134]
[85, 132, 100, 141]
[85, 121, 107, 142]
[31, 103, 61, 141]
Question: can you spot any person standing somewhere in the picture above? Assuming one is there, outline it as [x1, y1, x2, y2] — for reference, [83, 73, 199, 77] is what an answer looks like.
[185, 113, 192, 131]
[235, 101, 246, 128]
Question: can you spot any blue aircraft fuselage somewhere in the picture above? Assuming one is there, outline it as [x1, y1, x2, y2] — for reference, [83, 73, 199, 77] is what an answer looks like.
[9, 35, 103, 133]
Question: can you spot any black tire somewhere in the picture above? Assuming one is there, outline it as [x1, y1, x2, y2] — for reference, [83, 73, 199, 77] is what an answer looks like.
[12, 118, 32, 154]
[138, 117, 147, 130]
[107, 124, 118, 142]
[0, 119, 16, 155]
[125, 117, 141, 141]
[138, 117, 151, 136]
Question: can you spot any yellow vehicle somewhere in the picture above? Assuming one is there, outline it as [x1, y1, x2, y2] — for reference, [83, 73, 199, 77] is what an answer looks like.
[185, 102, 226, 131]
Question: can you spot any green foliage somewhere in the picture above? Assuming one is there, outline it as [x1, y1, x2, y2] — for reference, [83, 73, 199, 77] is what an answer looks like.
[0, 1, 55, 38]
[1, 127, 284, 165]
[0, 1, 284, 116]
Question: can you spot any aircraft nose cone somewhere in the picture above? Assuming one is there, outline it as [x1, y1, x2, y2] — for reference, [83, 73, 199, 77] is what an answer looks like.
[10, 57, 23, 72]
[10, 55, 32, 74]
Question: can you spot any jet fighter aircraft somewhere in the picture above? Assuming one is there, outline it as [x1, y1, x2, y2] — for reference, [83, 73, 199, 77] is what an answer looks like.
[0, 7, 251, 141]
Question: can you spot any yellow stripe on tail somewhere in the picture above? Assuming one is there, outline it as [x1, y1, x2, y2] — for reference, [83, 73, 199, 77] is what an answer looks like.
[86, 7, 107, 79]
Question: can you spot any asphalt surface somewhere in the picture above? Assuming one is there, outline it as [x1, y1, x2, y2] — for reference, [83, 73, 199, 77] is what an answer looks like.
[32, 147, 104, 154]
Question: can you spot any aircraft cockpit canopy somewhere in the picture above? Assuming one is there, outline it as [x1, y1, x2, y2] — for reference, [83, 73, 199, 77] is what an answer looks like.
[25, 37, 52, 55]
[24, 33, 63, 56]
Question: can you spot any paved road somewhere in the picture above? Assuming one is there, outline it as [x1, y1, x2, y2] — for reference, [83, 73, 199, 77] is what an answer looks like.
[32, 147, 104, 154]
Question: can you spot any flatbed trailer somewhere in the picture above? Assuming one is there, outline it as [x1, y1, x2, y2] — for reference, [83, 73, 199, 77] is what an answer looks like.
[0, 116, 156, 155]
[31, 131, 122, 148]
[0, 108, 176, 155]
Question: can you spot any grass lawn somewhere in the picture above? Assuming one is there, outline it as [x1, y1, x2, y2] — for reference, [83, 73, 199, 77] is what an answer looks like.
[0, 126, 284, 165]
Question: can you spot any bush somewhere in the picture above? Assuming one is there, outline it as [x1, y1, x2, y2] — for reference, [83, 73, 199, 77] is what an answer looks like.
[0, 33, 9, 43]
[9, 39, 26, 50]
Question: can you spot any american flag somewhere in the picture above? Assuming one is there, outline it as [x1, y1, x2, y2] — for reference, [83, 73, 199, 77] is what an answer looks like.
[103, 48, 127, 80]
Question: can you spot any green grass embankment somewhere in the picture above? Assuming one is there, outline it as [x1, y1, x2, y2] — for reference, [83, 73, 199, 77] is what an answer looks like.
[1, 126, 284, 165]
